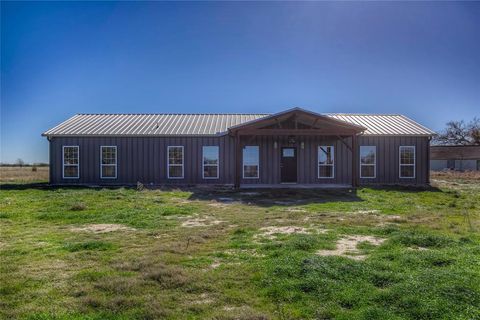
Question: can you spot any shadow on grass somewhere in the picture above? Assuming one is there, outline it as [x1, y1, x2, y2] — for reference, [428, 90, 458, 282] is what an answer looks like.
[0, 182, 442, 207]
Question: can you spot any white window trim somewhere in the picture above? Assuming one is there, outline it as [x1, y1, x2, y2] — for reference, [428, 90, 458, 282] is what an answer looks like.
[167, 146, 184, 179]
[242, 146, 259, 179]
[399, 146, 416, 178]
[100, 146, 117, 179]
[62, 145, 79, 179]
[202, 146, 219, 179]
[360, 146, 376, 179]
[318, 146, 335, 179]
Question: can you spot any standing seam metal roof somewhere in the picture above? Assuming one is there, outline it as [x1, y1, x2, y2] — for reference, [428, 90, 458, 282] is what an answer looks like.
[43, 113, 436, 136]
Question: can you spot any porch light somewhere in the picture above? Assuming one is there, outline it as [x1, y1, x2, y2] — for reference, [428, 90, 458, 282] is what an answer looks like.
[301, 142, 305, 149]
[274, 141, 278, 149]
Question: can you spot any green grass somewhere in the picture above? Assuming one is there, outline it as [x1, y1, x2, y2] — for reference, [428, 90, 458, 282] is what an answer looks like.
[0, 178, 479, 319]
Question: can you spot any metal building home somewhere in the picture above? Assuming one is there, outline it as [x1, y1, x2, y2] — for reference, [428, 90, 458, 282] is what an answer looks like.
[42, 107, 435, 188]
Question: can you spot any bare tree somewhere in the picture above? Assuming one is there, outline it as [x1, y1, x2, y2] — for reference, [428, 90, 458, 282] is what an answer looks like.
[434, 117, 480, 145]
[15, 158, 25, 167]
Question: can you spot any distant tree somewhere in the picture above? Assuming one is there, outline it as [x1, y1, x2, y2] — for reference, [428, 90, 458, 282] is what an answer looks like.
[15, 158, 25, 167]
[434, 117, 480, 145]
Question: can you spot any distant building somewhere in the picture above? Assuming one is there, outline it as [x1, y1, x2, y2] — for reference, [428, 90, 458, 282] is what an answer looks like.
[430, 145, 480, 171]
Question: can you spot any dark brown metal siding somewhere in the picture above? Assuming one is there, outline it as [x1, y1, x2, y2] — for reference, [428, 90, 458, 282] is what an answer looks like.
[50, 136, 235, 185]
[358, 136, 429, 185]
[49, 135, 430, 186]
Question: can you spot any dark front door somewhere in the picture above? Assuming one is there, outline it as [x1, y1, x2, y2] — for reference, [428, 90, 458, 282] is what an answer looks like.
[281, 147, 297, 183]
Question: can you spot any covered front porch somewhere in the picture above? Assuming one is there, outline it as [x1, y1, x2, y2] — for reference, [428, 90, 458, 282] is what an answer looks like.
[228, 108, 366, 189]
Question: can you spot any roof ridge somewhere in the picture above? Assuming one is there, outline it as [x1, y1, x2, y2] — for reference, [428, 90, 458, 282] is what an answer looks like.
[325, 113, 403, 116]
[76, 113, 272, 116]
[75, 113, 407, 116]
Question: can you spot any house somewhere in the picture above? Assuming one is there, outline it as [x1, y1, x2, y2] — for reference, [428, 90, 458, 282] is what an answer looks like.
[42, 107, 436, 188]
[430, 145, 480, 171]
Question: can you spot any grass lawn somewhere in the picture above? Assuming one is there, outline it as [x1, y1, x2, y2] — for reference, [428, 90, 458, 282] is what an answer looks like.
[1, 170, 479, 319]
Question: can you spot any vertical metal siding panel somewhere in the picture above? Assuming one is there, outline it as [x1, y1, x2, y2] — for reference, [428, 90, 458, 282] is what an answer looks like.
[423, 137, 429, 184]
[133, 138, 139, 183]
[219, 136, 225, 184]
[143, 138, 149, 183]
[49, 139, 53, 184]
[228, 135, 235, 184]
[340, 138, 346, 184]
[306, 136, 311, 184]
[390, 137, 396, 184]
[297, 137, 303, 184]
[268, 137, 274, 184]
[152, 137, 158, 184]
[159, 138, 165, 183]
[128, 137, 134, 183]
[312, 136, 318, 184]
[378, 137, 384, 184]
[418, 137, 425, 184]
[307, 136, 311, 184]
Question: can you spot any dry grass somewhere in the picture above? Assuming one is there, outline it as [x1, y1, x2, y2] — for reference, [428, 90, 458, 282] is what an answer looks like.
[0, 166, 49, 183]
[431, 170, 480, 181]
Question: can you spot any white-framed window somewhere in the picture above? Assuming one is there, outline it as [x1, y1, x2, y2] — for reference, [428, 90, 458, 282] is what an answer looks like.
[243, 146, 259, 179]
[100, 146, 117, 179]
[318, 146, 334, 178]
[202, 146, 219, 179]
[399, 146, 415, 178]
[168, 146, 184, 179]
[360, 146, 376, 178]
[63, 146, 79, 179]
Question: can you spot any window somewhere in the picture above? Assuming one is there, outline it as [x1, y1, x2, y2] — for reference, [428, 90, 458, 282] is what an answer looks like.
[243, 146, 259, 178]
[318, 146, 334, 178]
[63, 146, 79, 179]
[360, 146, 376, 178]
[168, 146, 184, 179]
[283, 148, 295, 157]
[203, 146, 219, 179]
[100, 146, 117, 179]
[399, 146, 415, 178]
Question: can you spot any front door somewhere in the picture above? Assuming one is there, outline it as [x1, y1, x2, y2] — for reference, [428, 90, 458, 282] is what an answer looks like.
[281, 147, 297, 183]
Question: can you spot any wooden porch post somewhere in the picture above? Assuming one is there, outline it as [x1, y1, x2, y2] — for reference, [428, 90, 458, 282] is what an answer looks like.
[352, 134, 358, 188]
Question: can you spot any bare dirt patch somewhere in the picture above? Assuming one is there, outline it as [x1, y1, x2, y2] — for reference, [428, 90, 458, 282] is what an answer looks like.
[255, 226, 328, 240]
[210, 260, 222, 269]
[192, 293, 214, 305]
[285, 207, 307, 213]
[181, 218, 224, 227]
[70, 224, 136, 233]
[317, 235, 386, 260]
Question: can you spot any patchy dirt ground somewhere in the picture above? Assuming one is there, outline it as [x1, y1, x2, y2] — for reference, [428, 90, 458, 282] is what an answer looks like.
[70, 224, 136, 233]
[317, 235, 386, 260]
[181, 218, 224, 227]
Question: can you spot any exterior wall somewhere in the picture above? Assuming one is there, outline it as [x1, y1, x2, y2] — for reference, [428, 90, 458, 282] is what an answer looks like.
[49, 135, 430, 186]
[431, 160, 448, 171]
[430, 145, 480, 160]
[49, 136, 235, 185]
[357, 136, 430, 185]
[431, 159, 479, 171]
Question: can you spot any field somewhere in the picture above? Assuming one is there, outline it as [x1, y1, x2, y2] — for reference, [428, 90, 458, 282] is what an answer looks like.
[0, 166, 49, 183]
[0, 168, 479, 319]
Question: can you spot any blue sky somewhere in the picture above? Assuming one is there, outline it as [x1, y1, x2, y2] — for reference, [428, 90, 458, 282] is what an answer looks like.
[1, 1, 479, 163]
